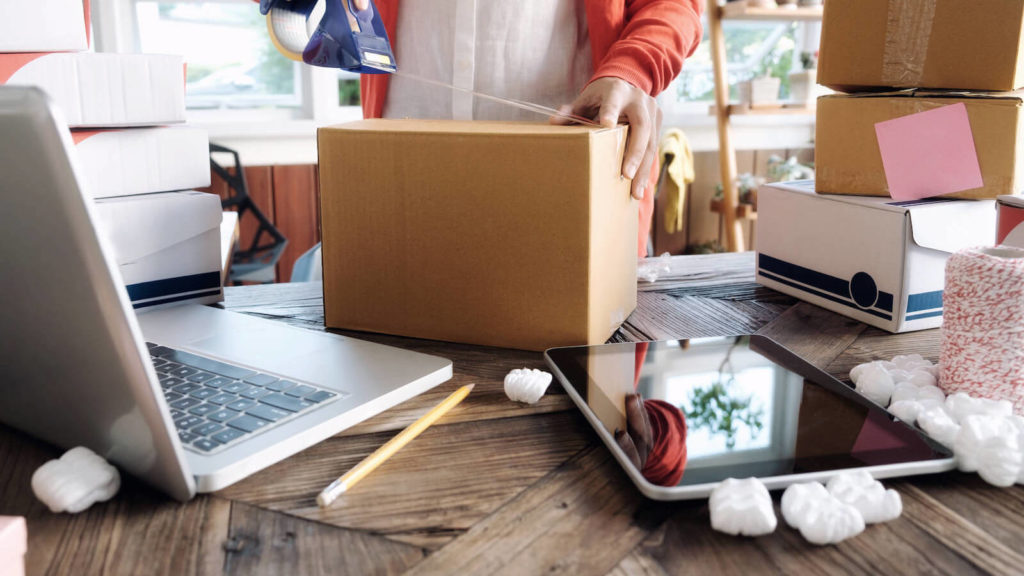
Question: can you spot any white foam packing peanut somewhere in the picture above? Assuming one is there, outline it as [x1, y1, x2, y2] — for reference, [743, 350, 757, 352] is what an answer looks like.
[503, 368, 553, 405]
[1012, 416, 1024, 485]
[781, 482, 864, 546]
[944, 392, 1013, 423]
[826, 471, 902, 524]
[917, 405, 961, 449]
[953, 415, 1022, 487]
[32, 447, 120, 514]
[709, 477, 777, 537]
[888, 383, 945, 426]
[851, 362, 895, 406]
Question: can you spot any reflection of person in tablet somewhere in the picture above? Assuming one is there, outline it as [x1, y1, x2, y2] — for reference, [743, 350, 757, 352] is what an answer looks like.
[614, 342, 689, 487]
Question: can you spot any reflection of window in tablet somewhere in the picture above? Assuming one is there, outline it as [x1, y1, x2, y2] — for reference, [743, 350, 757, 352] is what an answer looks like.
[545, 336, 955, 501]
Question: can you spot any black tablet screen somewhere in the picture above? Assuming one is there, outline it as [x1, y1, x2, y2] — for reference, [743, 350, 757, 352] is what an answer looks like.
[546, 336, 951, 488]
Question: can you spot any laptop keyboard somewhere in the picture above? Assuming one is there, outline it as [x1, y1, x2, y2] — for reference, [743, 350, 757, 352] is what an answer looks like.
[147, 342, 343, 455]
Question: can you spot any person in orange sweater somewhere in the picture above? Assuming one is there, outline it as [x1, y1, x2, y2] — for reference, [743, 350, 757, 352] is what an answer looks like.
[357, 0, 704, 256]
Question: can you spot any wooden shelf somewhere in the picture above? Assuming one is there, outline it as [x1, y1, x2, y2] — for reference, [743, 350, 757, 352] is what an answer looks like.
[719, 1, 823, 21]
[710, 199, 758, 220]
[709, 103, 816, 116]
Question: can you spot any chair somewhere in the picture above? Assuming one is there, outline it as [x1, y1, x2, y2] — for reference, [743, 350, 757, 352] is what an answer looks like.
[210, 143, 287, 284]
[290, 242, 323, 283]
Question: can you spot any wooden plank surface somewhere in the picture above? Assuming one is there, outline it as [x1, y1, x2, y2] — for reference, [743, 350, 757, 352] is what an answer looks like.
[3, 253, 1023, 576]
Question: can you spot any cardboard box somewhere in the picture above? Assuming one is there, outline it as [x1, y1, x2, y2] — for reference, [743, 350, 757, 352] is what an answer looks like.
[756, 180, 996, 333]
[0, 53, 185, 127]
[92, 191, 223, 309]
[0, 517, 26, 576]
[0, 0, 90, 53]
[818, 0, 1024, 91]
[816, 91, 1024, 200]
[318, 119, 638, 351]
[72, 126, 211, 198]
[998, 195, 1024, 248]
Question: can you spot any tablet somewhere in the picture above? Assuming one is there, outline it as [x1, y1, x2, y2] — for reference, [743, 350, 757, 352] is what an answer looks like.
[544, 335, 955, 500]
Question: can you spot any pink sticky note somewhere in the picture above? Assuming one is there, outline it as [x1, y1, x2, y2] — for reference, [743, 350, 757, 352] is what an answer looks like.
[874, 102, 984, 200]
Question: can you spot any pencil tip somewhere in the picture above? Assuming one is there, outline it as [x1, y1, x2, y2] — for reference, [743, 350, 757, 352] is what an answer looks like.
[465, 383, 476, 392]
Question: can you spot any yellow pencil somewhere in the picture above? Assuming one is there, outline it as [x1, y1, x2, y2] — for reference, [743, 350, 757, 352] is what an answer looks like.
[317, 383, 475, 507]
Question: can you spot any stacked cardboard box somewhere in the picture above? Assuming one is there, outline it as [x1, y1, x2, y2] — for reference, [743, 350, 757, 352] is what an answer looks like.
[1, 1, 220, 309]
[757, 0, 1015, 332]
[815, 0, 1024, 200]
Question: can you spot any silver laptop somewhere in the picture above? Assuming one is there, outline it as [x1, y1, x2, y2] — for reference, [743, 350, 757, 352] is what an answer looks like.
[0, 86, 453, 500]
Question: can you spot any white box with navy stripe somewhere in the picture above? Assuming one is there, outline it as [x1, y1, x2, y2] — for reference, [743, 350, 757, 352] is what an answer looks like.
[755, 180, 996, 333]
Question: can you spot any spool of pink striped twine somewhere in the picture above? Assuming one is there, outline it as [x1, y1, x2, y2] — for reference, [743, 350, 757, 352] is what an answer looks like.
[939, 246, 1024, 414]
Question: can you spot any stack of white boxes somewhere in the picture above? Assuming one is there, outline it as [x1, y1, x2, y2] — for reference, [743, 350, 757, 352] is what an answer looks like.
[1, 1, 224, 309]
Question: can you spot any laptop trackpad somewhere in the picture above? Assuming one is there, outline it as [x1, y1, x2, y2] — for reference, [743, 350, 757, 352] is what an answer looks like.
[186, 327, 350, 381]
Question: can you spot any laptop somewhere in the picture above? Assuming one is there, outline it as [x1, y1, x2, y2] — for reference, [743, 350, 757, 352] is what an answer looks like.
[0, 86, 453, 500]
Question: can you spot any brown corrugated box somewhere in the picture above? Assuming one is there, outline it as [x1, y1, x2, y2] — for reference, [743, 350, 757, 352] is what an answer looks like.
[317, 119, 638, 351]
[815, 91, 1024, 199]
[818, 0, 1024, 92]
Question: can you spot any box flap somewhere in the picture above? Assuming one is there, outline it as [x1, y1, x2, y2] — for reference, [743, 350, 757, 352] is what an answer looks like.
[325, 118, 606, 136]
[821, 89, 1024, 103]
[907, 199, 997, 253]
[766, 180, 914, 214]
[92, 191, 222, 265]
[999, 194, 1024, 208]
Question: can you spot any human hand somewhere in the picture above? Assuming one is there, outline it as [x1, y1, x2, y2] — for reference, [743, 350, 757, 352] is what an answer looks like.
[615, 393, 653, 470]
[552, 77, 662, 200]
[353, 0, 369, 10]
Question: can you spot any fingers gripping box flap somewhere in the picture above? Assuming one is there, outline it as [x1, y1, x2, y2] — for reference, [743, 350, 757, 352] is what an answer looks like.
[755, 180, 996, 333]
[72, 126, 211, 198]
[0, 0, 90, 53]
[998, 195, 1024, 248]
[92, 192, 223, 310]
[0, 53, 186, 128]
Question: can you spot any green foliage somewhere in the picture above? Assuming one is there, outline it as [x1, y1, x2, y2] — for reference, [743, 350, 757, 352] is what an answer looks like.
[338, 78, 361, 106]
[684, 240, 727, 255]
[683, 341, 765, 449]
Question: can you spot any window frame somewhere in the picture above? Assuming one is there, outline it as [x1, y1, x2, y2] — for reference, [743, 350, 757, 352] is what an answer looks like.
[92, 0, 363, 131]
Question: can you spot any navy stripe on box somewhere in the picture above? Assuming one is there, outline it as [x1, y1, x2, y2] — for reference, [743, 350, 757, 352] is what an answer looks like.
[757, 254, 894, 313]
[758, 270, 893, 321]
[906, 310, 944, 322]
[133, 289, 223, 310]
[907, 290, 943, 313]
[126, 271, 221, 306]
[759, 254, 855, 301]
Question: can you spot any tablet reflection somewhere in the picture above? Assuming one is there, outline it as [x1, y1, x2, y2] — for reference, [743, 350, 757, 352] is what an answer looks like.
[615, 393, 689, 487]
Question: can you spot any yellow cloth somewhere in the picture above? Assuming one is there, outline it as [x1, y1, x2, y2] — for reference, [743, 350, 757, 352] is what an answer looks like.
[658, 128, 694, 235]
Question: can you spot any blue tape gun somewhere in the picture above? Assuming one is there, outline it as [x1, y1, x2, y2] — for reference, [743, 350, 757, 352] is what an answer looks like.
[260, 0, 396, 74]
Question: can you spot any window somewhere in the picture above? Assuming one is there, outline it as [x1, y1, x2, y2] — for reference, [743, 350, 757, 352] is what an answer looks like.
[93, 0, 363, 129]
[135, 2, 302, 112]
[662, 17, 820, 117]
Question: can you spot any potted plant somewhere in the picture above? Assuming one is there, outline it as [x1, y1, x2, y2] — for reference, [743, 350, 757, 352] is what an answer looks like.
[788, 50, 818, 108]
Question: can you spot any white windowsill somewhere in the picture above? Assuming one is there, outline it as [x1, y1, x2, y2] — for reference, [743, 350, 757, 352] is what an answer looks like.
[196, 108, 815, 167]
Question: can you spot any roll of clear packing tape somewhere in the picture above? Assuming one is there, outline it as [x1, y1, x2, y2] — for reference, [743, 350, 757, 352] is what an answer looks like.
[940, 246, 1024, 413]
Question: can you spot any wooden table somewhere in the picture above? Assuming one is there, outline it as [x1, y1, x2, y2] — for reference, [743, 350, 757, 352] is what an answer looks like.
[2, 253, 1022, 575]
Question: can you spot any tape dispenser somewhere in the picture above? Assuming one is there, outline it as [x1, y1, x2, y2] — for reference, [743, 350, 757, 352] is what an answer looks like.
[260, 0, 396, 73]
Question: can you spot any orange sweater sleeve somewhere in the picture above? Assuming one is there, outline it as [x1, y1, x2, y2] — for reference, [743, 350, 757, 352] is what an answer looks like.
[591, 0, 704, 96]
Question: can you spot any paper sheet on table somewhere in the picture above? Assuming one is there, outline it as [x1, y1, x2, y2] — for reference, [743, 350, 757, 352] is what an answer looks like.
[874, 102, 984, 201]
